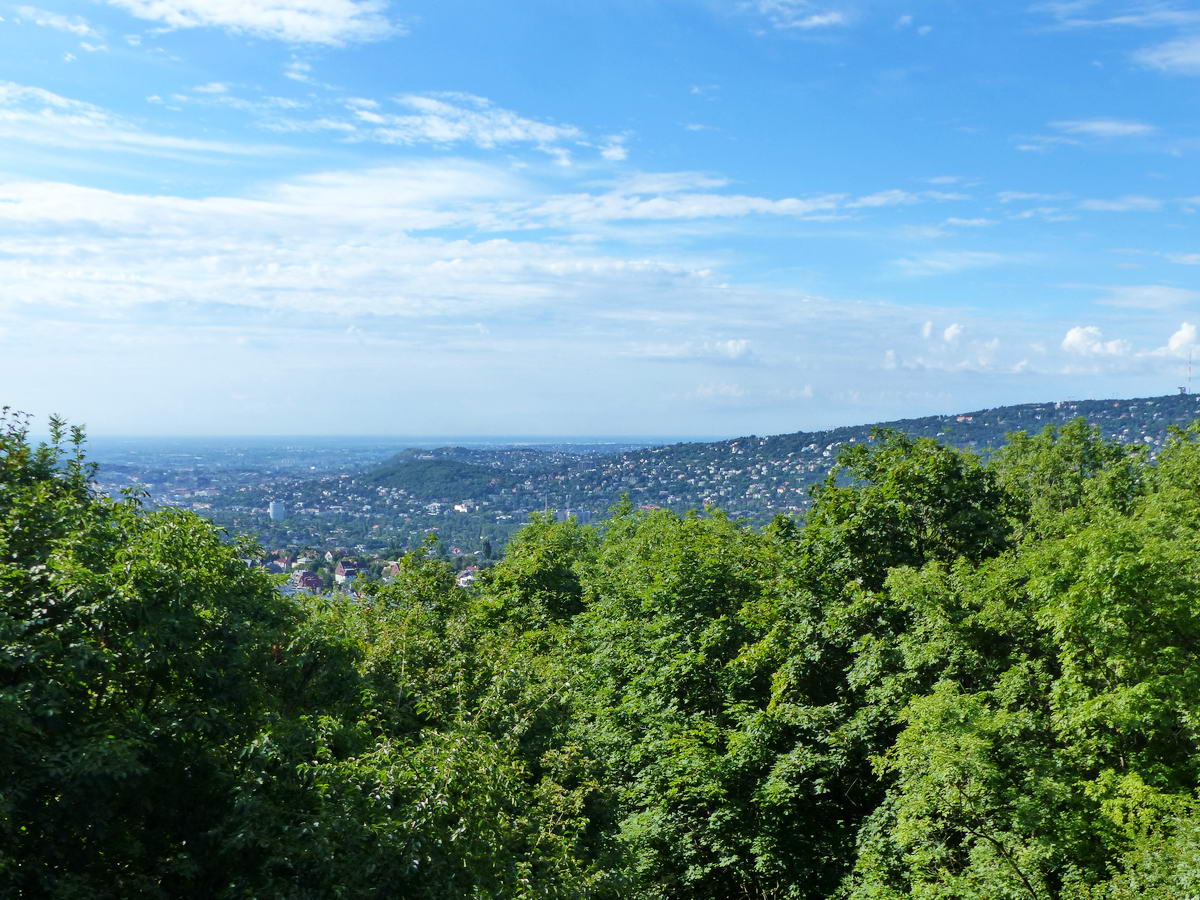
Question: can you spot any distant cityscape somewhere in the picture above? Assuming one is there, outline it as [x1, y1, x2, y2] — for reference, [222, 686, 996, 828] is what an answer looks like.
[86, 393, 1200, 595]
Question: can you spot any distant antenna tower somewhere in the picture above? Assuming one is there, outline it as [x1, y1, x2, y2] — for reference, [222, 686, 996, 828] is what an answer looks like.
[1179, 349, 1194, 396]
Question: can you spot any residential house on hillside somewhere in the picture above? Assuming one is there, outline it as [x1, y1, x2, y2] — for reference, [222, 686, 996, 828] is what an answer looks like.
[334, 559, 359, 585]
[297, 571, 323, 593]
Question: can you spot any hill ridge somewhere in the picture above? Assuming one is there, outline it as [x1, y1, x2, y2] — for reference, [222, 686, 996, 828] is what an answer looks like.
[364, 392, 1200, 526]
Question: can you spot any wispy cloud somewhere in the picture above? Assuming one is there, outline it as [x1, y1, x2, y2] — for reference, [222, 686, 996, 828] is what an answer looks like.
[1036, 3, 1200, 30]
[284, 60, 317, 83]
[377, 93, 581, 150]
[1035, 2, 1200, 75]
[0, 82, 279, 157]
[741, 1, 850, 31]
[1050, 118, 1155, 137]
[600, 135, 629, 161]
[1077, 195, 1162, 211]
[1095, 283, 1200, 308]
[525, 184, 962, 226]
[690, 382, 748, 401]
[16, 5, 99, 37]
[275, 93, 584, 159]
[527, 190, 843, 224]
[626, 338, 756, 364]
[1015, 134, 1081, 152]
[892, 250, 1015, 277]
[0, 159, 1029, 335]
[1135, 36, 1200, 73]
[0, 169, 720, 318]
[106, 0, 399, 45]
[997, 190, 1071, 203]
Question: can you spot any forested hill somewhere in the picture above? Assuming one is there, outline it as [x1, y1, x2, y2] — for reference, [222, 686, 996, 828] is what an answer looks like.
[369, 392, 1200, 523]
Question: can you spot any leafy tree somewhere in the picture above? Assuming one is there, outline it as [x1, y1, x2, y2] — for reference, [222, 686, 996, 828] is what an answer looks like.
[0, 411, 296, 896]
[804, 430, 1013, 591]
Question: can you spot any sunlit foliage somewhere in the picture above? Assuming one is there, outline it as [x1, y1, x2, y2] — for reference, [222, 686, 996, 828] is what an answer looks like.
[4, 411, 1200, 897]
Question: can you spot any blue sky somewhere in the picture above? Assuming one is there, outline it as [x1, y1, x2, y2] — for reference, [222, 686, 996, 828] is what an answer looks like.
[2, 0, 1200, 436]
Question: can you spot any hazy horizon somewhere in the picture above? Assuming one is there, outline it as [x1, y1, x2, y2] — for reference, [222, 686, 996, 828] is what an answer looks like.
[27, 386, 1192, 446]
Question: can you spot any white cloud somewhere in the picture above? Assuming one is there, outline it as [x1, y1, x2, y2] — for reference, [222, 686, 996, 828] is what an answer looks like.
[284, 60, 316, 83]
[848, 188, 967, 209]
[1096, 284, 1200, 308]
[0, 161, 1036, 411]
[943, 322, 963, 342]
[339, 93, 582, 154]
[1159, 322, 1198, 357]
[921, 320, 933, 339]
[692, 382, 747, 400]
[524, 180, 960, 227]
[944, 217, 995, 227]
[1037, 4, 1200, 29]
[788, 11, 846, 28]
[1015, 135, 1081, 152]
[1038, 4, 1200, 77]
[0, 82, 277, 157]
[106, 0, 397, 45]
[848, 189, 918, 208]
[17, 5, 98, 37]
[997, 190, 1070, 203]
[193, 82, 230, 94]
[0, 163, 731, 320]
[1167, 253, 1200, 265]
[600, 135, 629, 161]
[900, 225, 947, 239]
[616, 172, 730, 194]
[892, 250, 1014, 277]
[1062, 325, 1130, 356]
[1010, 205, 1076, 222]
[530, 190, 844, 224]
[1050, 118, 1155, 137]
[1078, 195, 1162, 212]
[1135, 36, 1200, 74]
[742, 1, 849, 31]
[521, 170, 961, 226]
[628, 338, 755, 363]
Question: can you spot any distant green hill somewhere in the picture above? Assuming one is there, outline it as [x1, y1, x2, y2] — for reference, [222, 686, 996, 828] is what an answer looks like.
[364, 457, 516, 500]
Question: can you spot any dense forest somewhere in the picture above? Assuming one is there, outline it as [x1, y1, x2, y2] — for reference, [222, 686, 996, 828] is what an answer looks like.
[4, 407, 1200, 898]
